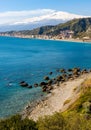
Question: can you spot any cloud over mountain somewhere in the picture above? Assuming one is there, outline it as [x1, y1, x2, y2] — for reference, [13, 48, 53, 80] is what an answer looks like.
[0, 9, 89, 31]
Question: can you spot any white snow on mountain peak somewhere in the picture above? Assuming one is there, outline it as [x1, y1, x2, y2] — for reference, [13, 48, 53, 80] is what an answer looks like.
[13, 10, 87, 25]
[0, 9, 90, 31]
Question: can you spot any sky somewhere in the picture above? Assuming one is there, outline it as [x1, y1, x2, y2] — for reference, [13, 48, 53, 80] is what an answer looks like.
[0, 0, 91, 15]
[0, 0, 91, 31]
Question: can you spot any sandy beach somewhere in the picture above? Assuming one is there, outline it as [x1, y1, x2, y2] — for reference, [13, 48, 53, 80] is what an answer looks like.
[22, 72, 91, 121]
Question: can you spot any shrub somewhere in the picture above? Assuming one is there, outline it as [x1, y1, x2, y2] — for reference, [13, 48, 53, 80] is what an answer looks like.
[65, 113, 91, 130]
[37, 113, 66, 130]
[0, 115, 37, 130]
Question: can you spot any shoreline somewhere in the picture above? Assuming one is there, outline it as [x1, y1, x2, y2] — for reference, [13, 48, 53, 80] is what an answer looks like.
[22, 71, 91, 121]
[0, 35, 91, 44]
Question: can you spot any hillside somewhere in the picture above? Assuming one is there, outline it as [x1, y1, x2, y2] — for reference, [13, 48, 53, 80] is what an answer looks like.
[18, 25, 54, 35]
[45, 18, 91, 37]
[21, 71, 91, 121]
[1, 17, 91, 39]
[1, 72, 91, 130]
[33, 17, 91, 38]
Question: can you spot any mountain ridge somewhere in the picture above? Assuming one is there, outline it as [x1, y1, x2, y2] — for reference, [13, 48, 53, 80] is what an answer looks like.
[0, 9, 87, 31]
[0, 17, 91, 38]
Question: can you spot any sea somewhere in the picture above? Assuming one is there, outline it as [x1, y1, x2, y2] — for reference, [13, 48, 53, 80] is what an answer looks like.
[0, 36, 91, 118]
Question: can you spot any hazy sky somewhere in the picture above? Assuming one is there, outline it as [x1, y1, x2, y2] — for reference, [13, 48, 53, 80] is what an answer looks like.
[0, 0, 91, 15]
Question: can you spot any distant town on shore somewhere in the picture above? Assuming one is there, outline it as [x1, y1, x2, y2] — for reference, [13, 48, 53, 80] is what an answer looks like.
[0, 17, 91, 42]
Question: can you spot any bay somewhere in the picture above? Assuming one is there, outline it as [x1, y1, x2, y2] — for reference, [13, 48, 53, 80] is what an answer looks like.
[0, 36, 91, 118]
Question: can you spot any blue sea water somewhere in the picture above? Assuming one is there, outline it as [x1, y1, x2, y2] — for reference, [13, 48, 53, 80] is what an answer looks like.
[0, 36, 91, 118]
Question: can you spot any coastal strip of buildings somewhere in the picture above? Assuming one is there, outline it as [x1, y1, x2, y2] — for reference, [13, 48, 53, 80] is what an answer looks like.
[0, 30, 74, 40]
[0, 30, 91, 42]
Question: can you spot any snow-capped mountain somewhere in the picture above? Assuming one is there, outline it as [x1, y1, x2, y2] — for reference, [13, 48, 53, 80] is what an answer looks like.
[0, 9, 89, 31]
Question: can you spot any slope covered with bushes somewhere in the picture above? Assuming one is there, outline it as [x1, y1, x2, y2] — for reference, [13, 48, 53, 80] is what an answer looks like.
[0, 78, 91, 130]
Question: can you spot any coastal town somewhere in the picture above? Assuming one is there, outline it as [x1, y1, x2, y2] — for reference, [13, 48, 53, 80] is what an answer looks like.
[0, 30, 74, 40]
[0, 30, 91, 42]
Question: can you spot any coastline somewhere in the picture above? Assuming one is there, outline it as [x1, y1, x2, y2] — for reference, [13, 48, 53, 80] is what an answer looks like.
[0, 35, 91, 44]
[22, 72, 91, 121]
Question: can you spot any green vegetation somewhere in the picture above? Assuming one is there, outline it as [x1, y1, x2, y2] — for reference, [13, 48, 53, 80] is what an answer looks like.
[37, 78, 91, 130]
[37, 112, 91, 130]
[47, 18, 91, 38]
[16, 25, 54, 35]
[37, 113, 65, 130]
[1, 17, 91, 38]
[1, 78, 91, 130]
[1, 17, 91, 39]
[67, 78, 91, 114]
[0, 115, 37, 130]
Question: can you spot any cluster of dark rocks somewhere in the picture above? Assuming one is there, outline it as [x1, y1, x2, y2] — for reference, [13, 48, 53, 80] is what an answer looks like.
[19, 68, 91, 93]
[19, 81, 32, 88]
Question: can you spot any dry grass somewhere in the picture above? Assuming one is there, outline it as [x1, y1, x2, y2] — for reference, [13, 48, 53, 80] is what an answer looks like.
[81, 78, 91, 93]
[65, 78, 91, 113]
[82, 78, 91, 88]
[73, 87, 77, 92]
[63, 99, 71, 105]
